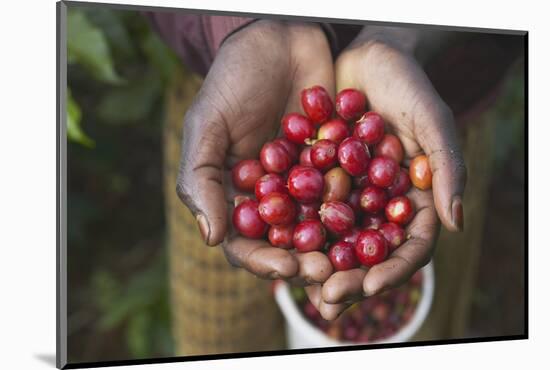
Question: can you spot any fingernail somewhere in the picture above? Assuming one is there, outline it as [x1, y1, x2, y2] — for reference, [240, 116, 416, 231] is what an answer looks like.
[196, 214, 210, 244]
[451, 197, 464, 232]
[269, 271, 280, 279]
[363, 282, 376, 297]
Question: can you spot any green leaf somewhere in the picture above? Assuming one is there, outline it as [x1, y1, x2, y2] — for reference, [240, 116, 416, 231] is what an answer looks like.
[141, 31, 180, 85]
[67, 9, 124, 84]
[126, 312, 151, 358]
[67, 89, 94, 148]
[97, 253, 166, 330]
[97, 289, 150, 330]
[97, 70, 161, 124]
[84, 8, 137, 62]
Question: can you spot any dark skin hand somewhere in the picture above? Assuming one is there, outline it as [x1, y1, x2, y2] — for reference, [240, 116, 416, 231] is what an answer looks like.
[306, 26, 467, 320]
[176, 20, 335, 285]
[176, 22, 467, 318]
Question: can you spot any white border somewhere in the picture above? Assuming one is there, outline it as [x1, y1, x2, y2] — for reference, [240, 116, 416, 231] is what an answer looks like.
[2, 1, 544, 369]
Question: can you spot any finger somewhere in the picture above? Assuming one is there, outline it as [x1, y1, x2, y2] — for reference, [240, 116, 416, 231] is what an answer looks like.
[363, 188, 439, 296]
[305, 285, 350, 321]
[413, 103, 467, 232]
[335, 44, 466, 232]
[321, 268, 367, 304]
[305, 285, 322, 309]
[284, 24, 335, 115]
[320, 301, 351, 321]
[222, 237, 298, 279]
[287, 251, 334, 286]
[175, 92, 230, 246]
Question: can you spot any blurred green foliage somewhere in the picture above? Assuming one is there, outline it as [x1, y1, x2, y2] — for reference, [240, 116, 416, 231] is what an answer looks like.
[489, 63, 525, 172]
[91, 254, 173, 357]
[67, 88, 94, 148]
[67, 9, 124, 85]
[67, 5, 179, 361]
[66, 6, 178, 142]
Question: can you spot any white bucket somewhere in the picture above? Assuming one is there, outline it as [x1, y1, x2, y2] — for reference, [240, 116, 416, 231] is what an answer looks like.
[274, 261, 435, 349]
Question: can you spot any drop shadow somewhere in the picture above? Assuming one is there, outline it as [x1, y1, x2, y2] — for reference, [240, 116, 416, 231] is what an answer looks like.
[34, 353, 57, 367]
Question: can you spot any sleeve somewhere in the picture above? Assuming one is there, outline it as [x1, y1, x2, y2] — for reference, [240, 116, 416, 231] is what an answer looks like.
[143, 12, 346, 76]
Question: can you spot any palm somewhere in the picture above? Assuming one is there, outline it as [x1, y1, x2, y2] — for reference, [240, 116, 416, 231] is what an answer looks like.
[179, 20, 337, 283]
[303, 39, 466, 320]
[336, 42, 455, 163]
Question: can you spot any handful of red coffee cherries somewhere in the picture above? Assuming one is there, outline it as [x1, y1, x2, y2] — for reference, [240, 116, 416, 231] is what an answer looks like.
[231, 86, 433, 271]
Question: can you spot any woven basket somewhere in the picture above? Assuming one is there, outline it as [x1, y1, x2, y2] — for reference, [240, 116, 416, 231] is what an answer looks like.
[412, 110, 496, 340]
[162, 68, 286, 355]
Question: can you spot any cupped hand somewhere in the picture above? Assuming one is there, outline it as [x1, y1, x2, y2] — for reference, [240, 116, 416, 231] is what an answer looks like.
[306, 26, 467, 320]
[176, 20, 335, 284]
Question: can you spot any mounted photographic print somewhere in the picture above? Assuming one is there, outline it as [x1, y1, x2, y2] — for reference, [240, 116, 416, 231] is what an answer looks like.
[57, 1, 527, 368]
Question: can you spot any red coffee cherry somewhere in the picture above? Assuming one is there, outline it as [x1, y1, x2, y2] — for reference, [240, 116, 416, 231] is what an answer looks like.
[355, 229, 389, 267]
[339, 227, 361, 244]
[353, 174, 371, 189]
[354, 112, 385, 145]
[258, 192, 296, 226]
[362, 213, 386, 230]
[379, 222, 406, 251]
[374, 134, 405, 164]
[328, 241, 360, 271]
[301, 85, 334, 124]
[255, 173, 287, 200]
[368, 157, 399, 188]
[338, 137, 371, 176]
[318, 118, 350, 144]
[409, 154, 433, 190]
[299, 146, 314, 167]
[268, 223, 296, 249]
[346, 188, 362, 216]
[282, 113, 316, 145]
[233, 199, 268, 238]
[385, 196, 415, 225]
[293, 219, 327, 252]
[387, 168, 412, 197]
[319, 201, 355, 235]
[287, 165, 324, 203]
[335, 88, 367, 121]
[323, 167, 351, 203]
[297, 202, 321, 221]
[232, 159, 266, 192]
[360, 186, 388, 214]
[311, 139, 339, 171]
[260, 141, 292, 173]
[273, 137, 299, 163]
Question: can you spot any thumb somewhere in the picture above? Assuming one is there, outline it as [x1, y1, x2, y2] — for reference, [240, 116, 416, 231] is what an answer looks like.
[414, 104, 467, 232]
[176, 95, 229, 246]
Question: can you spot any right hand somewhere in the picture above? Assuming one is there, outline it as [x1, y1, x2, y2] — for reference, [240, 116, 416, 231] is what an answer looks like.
[305, 26, 467, 320]
[176, 20, 335, 284]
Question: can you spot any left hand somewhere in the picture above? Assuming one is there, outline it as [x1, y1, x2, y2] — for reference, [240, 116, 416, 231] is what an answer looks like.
[175, 20, 336, 285]
[305, 26, 467, 320]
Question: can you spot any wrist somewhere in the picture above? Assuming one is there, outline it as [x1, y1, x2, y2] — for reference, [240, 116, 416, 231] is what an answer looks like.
[221, 19, 293, 56]
[350, 26, 458, 66]
[351, 26, 421, 55]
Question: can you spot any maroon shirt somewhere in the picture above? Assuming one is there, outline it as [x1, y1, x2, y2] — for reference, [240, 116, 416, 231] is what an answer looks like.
[144, 12, 524, 121]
